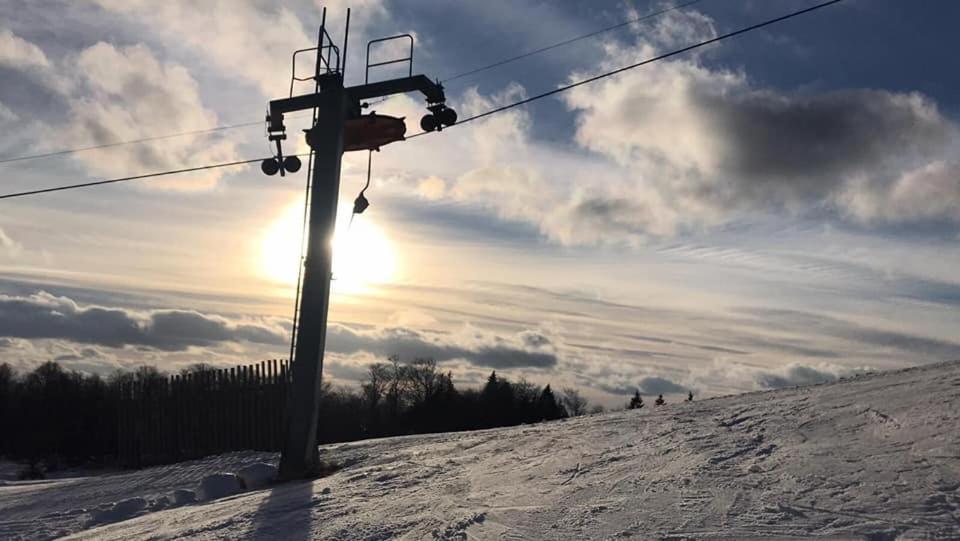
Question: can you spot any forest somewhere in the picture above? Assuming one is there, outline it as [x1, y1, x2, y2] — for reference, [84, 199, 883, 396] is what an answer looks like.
[0, 357, 600, 472]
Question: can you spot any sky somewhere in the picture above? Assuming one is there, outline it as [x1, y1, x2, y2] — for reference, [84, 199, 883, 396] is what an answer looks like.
[1, 0, 959, 407]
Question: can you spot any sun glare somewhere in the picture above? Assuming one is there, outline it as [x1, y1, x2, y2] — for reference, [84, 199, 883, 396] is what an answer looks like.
[259, 203, 397, 295]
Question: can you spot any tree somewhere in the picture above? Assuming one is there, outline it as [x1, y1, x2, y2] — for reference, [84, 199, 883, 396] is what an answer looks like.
[406, 358, 441, 404]
[385, 355, 409, 423]
[0, 363, 16, 456]
[512, 378, 541, 424]
[537, 384, 565, 421]
[655, 394, 665, 406]
[560, 387, 588, 417]
[628, 390, 644, 410]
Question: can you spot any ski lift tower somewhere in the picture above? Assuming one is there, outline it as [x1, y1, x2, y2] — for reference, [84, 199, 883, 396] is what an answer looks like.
[263, 8, 456, 480]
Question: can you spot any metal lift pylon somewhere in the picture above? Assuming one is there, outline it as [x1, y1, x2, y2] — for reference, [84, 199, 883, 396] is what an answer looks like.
[262, 8, 456, 480]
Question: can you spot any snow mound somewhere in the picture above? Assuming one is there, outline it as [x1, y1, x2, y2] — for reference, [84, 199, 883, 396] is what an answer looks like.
[237, 462, 277, 490]
[89, 497, 147, 524]
[197, 473, 244, 501]
[170, 488, 197, 506]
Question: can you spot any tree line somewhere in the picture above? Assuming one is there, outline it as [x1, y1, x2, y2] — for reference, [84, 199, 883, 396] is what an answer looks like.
[317, 356, 596, 444]
[0, 357, 597, 471]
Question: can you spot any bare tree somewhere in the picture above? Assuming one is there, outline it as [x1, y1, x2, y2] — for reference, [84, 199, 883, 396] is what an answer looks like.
[560, 387, 588, 417]
[362, 363, 391, 409]
[406, 358, 441, 403]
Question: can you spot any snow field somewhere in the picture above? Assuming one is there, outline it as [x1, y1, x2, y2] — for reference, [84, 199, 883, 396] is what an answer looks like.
[0, 361, 958, 539]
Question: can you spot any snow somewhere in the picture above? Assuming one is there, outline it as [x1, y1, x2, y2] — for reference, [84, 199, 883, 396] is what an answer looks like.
[197, 473, 245, 502]
[2, 361, 959, 539]
[237, 463, 278, 491]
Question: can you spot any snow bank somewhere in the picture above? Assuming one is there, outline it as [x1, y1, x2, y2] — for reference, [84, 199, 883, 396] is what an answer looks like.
[89, 497, 147, 524]
[197, 473, 245, 501]
[170, 488, 197, 506]
[236, 462, 277, 490]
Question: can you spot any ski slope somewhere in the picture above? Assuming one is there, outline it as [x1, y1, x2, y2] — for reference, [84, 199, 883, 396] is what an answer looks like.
[2, 361, 959, 539]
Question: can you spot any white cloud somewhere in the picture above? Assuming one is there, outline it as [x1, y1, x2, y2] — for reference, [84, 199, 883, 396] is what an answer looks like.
[562, 15, 959, 235]
[0, 227, 22, 257]
[0, 28, 49, 69]
[60, 42, 239, 190]
[325, 323, 558, 370]
[0, 290, 287, 351]
[386, 7, 960, 246]
[93, 0, 323, 97]
[0, 100, 17, 122]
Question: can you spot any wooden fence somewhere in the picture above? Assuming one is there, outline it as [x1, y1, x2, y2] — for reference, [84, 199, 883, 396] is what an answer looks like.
[117, 359, 291, 468]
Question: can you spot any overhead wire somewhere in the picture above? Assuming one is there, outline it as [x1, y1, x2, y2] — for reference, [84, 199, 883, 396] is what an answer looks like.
[441, 0, 705, 84]
[408, 0, 845, 140]
[0, 157, 298, 200]
[0, 1, 697, 167]
[0, 0, 844, 201]
[0, 0, 699, 168]
[0, 111, 316, 166]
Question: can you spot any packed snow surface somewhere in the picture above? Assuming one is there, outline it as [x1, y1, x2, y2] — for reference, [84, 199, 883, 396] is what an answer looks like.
[1, 361, 959, 539]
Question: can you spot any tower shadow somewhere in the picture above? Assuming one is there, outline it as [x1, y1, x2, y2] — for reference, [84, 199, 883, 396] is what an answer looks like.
[249, 479, 314, 540]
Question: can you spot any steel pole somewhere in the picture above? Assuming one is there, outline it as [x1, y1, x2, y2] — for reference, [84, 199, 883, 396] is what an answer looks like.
[278, 77, 346, 480]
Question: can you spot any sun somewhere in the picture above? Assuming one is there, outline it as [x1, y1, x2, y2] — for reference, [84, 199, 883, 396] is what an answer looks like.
[259, 202, 397, 295]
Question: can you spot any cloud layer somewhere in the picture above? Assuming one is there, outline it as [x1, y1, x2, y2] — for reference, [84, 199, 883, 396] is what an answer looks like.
[326, 324, 557, 369]
[0, 28, 238, 190]
[0, 291, 286, 351]
[392, 8, 960, 246]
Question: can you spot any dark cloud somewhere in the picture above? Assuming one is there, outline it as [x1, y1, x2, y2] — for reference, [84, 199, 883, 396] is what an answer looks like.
[594, 375, 690, 396]
[701, 89, 951, 205]
[324, 359, 370, 382]
[0, 291, 286, 351]
[519, 331, 551, 348]
[325, 324, 557, 369]
[737, 307, 960, 361]
[565, 54, 960, 238]
[54, 347, 99, 362]
[753, 364, 846, 389]
[637, 376, 688, 395]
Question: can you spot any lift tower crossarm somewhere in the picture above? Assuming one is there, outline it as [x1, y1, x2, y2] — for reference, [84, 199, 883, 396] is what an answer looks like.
[347, 75, 445, 103]
[267, 74, 445, 133]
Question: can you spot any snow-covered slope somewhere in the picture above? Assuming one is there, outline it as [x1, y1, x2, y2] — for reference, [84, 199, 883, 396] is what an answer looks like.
[2, 361, 959, 540]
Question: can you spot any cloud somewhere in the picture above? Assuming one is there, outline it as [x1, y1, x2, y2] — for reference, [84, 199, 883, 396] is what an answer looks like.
[752, 363, 848, 389]
[0, 28, 49, 69]
[0, 288, 556, 371]
[636, 376, 688, 395]
[91, 0, 390, 98]
[0, 29, 239, 191]
[0, 227, 22, 257]
[695, 359, 868, 393]
[325, 323, 558, 369]
[0, 291, 287, 351]
[562, 30, 958, 232]
[92, 0, 310, 97]
[392, 8, 960, 246]
[58, 42, 238, 190]
[417, 176, 447, 200]
[736, 307, 960, 361]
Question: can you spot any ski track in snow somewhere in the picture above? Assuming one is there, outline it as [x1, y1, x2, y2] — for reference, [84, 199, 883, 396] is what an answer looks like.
[1, 361, 959, 539]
